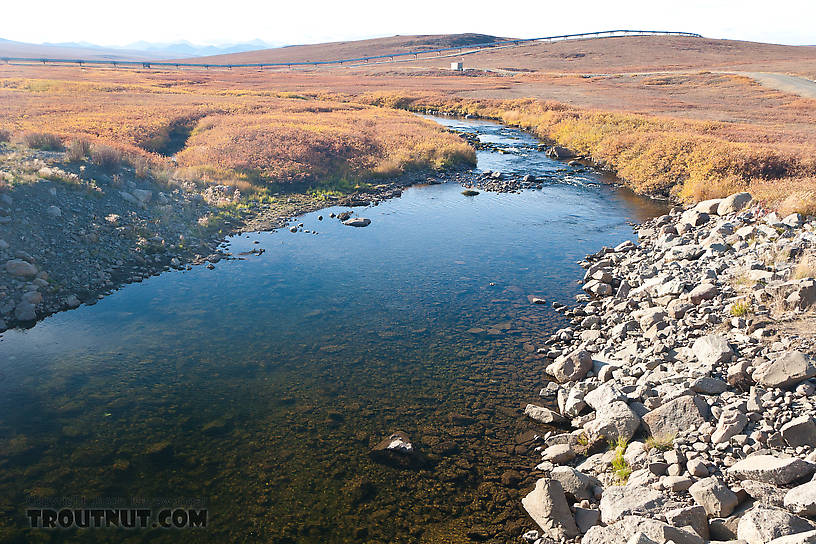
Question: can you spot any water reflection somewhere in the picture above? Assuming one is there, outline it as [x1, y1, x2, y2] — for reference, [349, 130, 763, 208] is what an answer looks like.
[0, 118, 666, 543]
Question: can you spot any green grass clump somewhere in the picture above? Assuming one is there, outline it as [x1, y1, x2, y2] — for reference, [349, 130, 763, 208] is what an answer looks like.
[610, 437, 632, 484]
[729, 300, 753, 317]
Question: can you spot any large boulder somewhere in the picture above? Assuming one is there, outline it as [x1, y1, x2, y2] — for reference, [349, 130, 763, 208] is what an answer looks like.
[785, 279, 816, 311]
[782, 416, 816, 448]
[131, 189, 153, 205]
[754, 351, 816, 389]
[785, 480, 816, 517]
[599, 485, 666, 524]
[717, 192, 752, 215]
[583, 515, 704, 544]
[767, 530, 816, 543]
[737, 505, 815, 544]
[664, 505, 709, 540]
[691, 334, 733, 368]
[524, 404, 566, 425]
[521, 478, 579, 540]
[5, 259, 38, 278]
[13, 301, 37, 321]
[550, 466, 600, 502]
[688, 477, 738, 517]
[711, 409, 749, 444]
[728, 455, 815, 486]
[742, 479, 788, 507]
[688, 283, 718, 305]
[641, 395, 710, 438]
[547, 350, 593, 383]
[584, 383, 626, 410]
[585, 401, 640, 444]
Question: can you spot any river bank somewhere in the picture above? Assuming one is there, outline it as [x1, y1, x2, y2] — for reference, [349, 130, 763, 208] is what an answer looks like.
[0, 141, 473, 332]
[518, 193, 816, 543]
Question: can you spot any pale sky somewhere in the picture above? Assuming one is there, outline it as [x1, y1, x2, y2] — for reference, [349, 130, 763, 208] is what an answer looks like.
[2, 0, 815, 47]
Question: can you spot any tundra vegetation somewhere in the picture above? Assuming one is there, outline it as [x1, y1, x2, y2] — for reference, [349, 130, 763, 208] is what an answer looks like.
[0, 78, 475, 194]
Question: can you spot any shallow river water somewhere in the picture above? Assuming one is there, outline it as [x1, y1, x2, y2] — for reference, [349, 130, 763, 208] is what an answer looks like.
[0, 117, 666, 543]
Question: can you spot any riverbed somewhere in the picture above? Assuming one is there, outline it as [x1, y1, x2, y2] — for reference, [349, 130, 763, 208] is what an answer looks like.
[0, 117, 666, 543]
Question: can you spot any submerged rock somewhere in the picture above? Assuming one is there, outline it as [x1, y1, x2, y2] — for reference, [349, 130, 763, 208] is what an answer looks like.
[370, 431, 421, 468]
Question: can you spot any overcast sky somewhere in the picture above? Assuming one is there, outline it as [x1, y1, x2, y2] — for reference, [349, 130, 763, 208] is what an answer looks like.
[2, 0, 815, 47]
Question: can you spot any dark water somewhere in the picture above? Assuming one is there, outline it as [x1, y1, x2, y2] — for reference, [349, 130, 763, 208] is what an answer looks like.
[0, 117, 666, 543]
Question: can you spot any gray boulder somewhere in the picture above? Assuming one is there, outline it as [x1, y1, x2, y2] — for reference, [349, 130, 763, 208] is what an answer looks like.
[711, 409, 749, 444]
[551, 466, 599, 502]
[767, 530, 816, 543]
[585, 401, 640, 444]
[521, 478, 579, 540]
[343, 217, 371, 227]
[584, 382, 626, 410]
[599, 485, 666, 524]
[665, 505, 710, 540]
[782, 416, 816, 448]
[717, 192, 752, 215]
[547, 349, 593, 383]
[728, 455, 815, 486]
[524, 404, 566, 425]
[785, 279, 816, 310]
[13, 302, 36, 321]
[742, 479, 787, 507]
[641, 395, 710, 438]
[737, 505, 814, 544]
[754, 351, 816, 389]
[691, 334, 733, 368]
[5, 259, 38, 278]
[583, 515, 704, 544]
[688, 477, 738, 517]
[689, 283, 718, 305]
[785, 480, 816, 517]
[691, 376, 728, 395]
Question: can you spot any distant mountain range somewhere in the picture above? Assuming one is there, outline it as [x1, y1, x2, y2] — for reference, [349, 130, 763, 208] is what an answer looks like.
[0, 37, 280, 60]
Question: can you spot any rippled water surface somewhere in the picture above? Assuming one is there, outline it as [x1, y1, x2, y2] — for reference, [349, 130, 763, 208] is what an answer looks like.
[0, 117, 666, 543]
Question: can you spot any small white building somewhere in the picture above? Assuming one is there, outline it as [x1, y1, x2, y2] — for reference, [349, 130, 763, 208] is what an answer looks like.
[450, 61, 463, 71]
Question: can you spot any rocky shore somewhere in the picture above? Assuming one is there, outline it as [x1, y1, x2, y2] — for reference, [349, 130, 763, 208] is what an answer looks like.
[0, 143, 474, 332]
[520, 192, 816, 543]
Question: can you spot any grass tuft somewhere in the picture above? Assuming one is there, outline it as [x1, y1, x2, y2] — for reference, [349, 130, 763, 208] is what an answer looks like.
[91, 145, 123, 173]
[609, 437, 632, 484]
[22, 132, 63, 151]
[793, 252, 816, 280]
[729, 300, 753, 317]
[644, 433, 676, 452]
[66, 138, 91, 162]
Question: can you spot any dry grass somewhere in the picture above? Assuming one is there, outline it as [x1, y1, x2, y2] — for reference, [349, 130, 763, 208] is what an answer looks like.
[65, 138, 91, 162]
[644, 433, 676, 452]
[90, 145, 124, 173]
[3, 48, 816, 210]
[21, 131, 63, 151]
[363, 93, 816, 209]
[793, 252, 816, 280]
[0, 76, 473, 190]
[176, 102, 473, 185]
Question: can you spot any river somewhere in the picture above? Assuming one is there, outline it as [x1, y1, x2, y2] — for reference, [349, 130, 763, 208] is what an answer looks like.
[0, 117, 666, 543]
